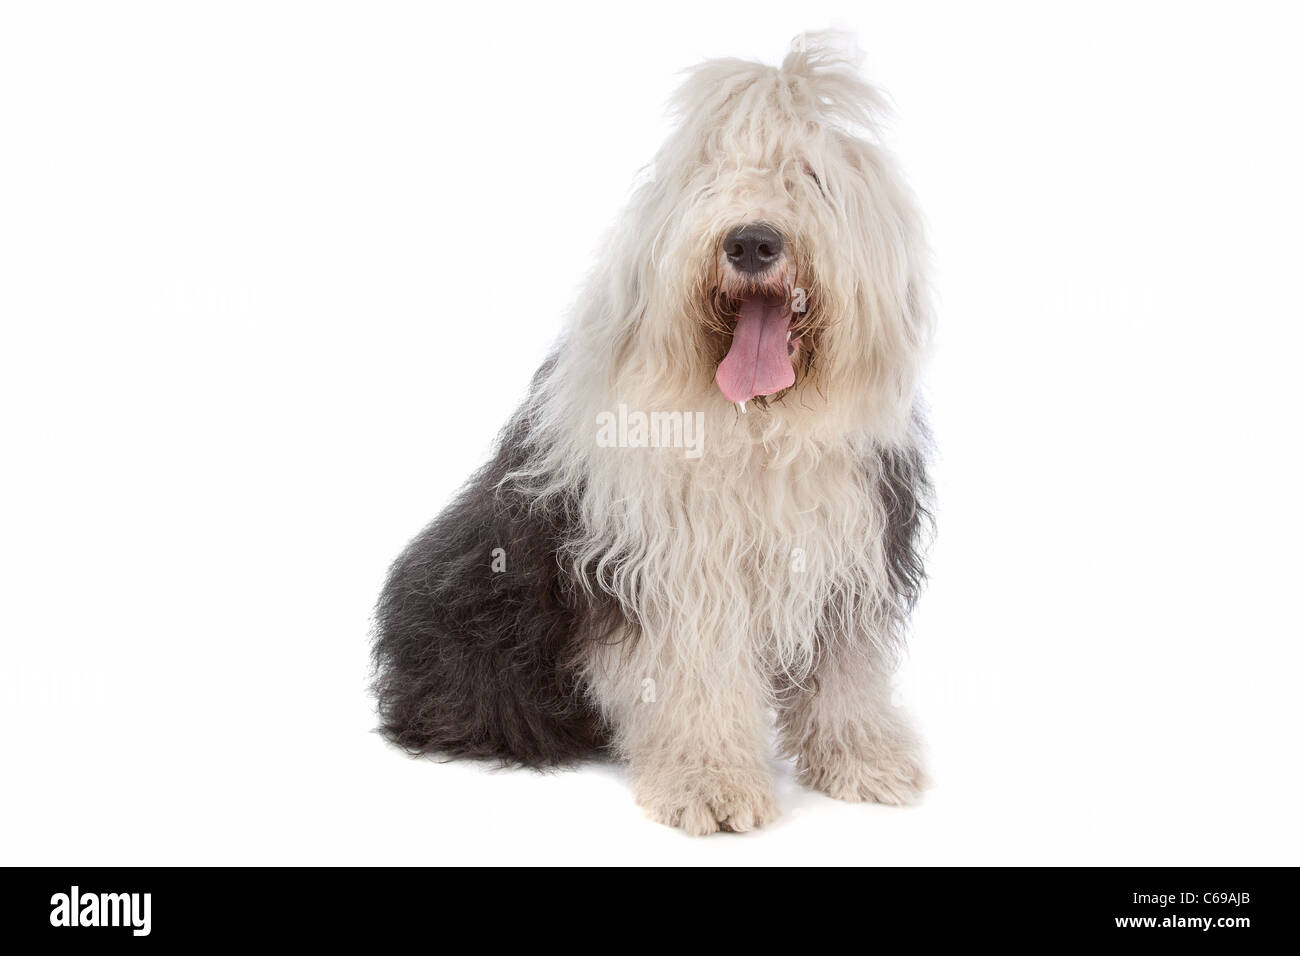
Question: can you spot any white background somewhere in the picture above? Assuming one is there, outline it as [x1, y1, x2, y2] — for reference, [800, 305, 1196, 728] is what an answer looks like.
[2, 1, 1298, 865]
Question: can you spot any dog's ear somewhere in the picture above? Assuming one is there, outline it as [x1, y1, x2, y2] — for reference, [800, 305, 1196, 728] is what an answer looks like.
[802, 123, 929, 437]
[661, 57, 771, 176]
[669, 56, 769, 127]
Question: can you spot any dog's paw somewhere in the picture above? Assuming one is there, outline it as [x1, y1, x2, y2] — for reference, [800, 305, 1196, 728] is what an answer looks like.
[798, 737, 928, 806]
[638, 771, 779, 835]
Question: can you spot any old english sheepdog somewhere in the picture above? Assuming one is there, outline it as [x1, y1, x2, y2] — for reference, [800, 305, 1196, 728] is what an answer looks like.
[373, 33, 933, 834]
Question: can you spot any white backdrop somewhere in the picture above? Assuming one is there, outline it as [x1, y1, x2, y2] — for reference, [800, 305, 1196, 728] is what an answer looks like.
[2, 1, 1298, 865]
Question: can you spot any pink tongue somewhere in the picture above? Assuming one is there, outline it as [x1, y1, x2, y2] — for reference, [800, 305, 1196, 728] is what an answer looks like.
[715, 296, 795, 403]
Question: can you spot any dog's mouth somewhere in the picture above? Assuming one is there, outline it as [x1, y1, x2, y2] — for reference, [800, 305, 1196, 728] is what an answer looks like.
[714, 293, 799, 404]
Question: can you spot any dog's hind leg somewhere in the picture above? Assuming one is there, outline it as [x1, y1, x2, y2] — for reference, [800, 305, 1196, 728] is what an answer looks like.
[372, 405, 610, 768]
[584, 627, 778, 835]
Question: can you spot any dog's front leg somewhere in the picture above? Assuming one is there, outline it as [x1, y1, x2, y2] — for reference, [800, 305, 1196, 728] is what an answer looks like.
[777, 638, 928, 805]
[585, 634, 777, 835]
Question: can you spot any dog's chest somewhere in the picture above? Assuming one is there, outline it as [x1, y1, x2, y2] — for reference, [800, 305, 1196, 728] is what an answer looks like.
[653, 442, 884, 650]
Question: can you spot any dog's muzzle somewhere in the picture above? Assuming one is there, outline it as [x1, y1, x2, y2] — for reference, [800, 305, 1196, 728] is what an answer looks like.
[715, 223, 798, 404]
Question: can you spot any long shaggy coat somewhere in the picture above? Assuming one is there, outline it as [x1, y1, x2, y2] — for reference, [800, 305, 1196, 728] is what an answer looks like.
[374, 33, 934, 834]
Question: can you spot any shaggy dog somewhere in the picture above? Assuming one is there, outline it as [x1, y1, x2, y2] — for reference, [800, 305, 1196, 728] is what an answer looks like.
[373, 33, 933, 835]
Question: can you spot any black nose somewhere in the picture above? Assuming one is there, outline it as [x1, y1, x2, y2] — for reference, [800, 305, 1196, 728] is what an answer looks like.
[723, 223, 784, 274]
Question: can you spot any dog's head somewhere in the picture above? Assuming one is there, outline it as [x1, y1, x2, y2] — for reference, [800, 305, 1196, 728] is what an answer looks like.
[610, 33, 930, 434]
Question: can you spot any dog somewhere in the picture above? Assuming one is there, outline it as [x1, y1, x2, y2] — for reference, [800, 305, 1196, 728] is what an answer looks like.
[373, 33, 933, 835]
